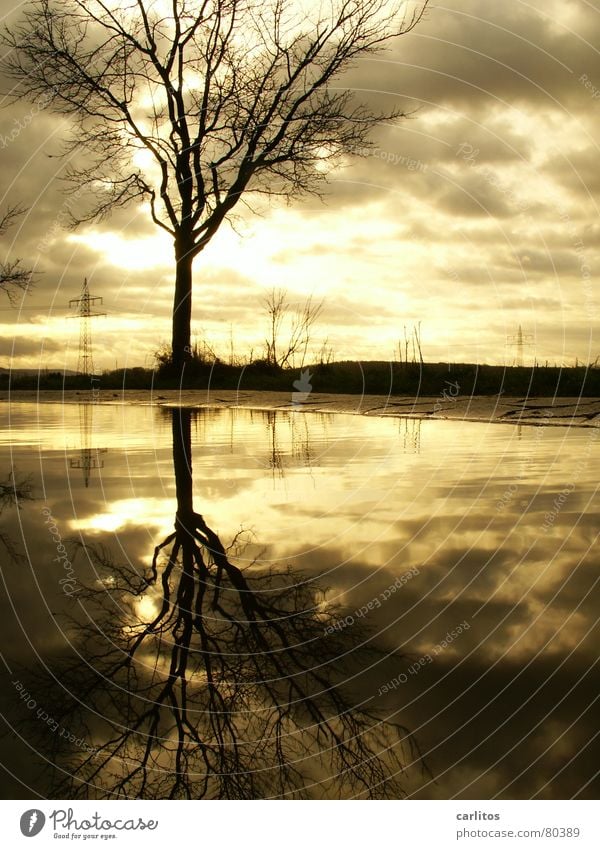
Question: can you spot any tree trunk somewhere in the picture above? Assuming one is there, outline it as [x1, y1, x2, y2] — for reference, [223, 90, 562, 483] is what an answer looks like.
[172, 240, 194, 373]
[172, 407, 194, 537]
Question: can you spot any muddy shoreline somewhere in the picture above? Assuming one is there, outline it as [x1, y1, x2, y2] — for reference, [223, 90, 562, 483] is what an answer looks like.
[3, 389, 600, 428]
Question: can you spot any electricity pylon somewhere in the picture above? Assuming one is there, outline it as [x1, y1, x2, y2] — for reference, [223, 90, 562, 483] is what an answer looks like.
[69, 278, 106, 376]
[507, 324, 534, 368]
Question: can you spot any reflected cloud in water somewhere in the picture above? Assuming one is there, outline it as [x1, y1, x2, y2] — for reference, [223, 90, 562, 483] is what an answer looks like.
[0, 403, 597, 798]
[4, 407, 419, 799]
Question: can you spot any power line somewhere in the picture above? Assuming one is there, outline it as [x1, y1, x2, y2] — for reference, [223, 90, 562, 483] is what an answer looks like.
[0, 303, 134, 312]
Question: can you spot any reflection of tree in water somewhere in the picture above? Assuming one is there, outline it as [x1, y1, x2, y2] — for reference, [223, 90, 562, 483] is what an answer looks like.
[400, 418, 421, 454]
[0, 469, 33, 509]
[260, 409, 317, 479]
[30, 410, 421, 799]
[0, 469, 33, 559]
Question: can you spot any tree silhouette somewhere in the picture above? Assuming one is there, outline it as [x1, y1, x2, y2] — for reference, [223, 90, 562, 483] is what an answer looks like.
[0, 206, 33, 304]
[19, 409, 422, 799]
[263, 287, 323, 369]
[3, 0, 427, 373]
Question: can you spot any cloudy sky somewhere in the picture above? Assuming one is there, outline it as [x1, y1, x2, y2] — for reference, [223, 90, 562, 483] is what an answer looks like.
[0, 0, 599, 371]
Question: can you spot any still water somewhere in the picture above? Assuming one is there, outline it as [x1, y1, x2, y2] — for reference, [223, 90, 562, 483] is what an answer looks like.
[0, 402, 598, 799]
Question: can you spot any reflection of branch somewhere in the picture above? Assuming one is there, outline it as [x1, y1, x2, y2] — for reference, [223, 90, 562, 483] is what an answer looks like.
[40, 530, 419, 800]
[15, 410, 422, 799]
[0, 469, 34, 512]
[0, 469, 34, 560]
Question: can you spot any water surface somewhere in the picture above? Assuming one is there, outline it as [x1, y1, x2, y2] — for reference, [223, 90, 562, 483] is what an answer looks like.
[0, 402, 597, 799]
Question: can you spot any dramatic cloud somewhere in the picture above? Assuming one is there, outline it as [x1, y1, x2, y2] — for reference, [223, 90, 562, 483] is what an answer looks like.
[0, 0, 598, 368]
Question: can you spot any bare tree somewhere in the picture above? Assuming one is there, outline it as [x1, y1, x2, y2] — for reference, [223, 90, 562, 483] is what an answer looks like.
[263, 287, 323, 368]
[317, 337, 336, 366]
[264, 288, 287, 369]
[398, 322, 423, 367]
[2, 0, 428, 373]
[0, 206, 32, 303]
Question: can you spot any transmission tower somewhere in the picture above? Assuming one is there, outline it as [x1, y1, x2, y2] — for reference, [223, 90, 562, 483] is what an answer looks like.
[69, 403, 107, 488]
[507, 324, 534, 368]
[69, 278, 106, 376]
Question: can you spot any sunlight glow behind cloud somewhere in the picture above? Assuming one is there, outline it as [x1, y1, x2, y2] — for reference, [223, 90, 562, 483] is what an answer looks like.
[1, 0, 598, 369]
[67, 231, 173, 272]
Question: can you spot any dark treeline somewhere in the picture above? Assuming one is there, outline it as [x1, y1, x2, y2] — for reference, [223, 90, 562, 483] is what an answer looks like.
[3, 360, 600, 397]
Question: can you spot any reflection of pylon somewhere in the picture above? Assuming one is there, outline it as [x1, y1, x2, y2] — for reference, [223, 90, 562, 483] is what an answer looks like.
[69, 403, 107, 488]
[69, 278, 106, 376]
[507, 325, 534, 367]
[400, 418, 421, 454]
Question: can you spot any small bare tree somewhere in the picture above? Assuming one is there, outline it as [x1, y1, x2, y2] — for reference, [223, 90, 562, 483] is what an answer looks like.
[398, 321, 423, 367]
[317, 337, 336, 366]
[0, 206, 33, 303]
[3, 0, 428, 372]
[263, 287, 323, 368]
